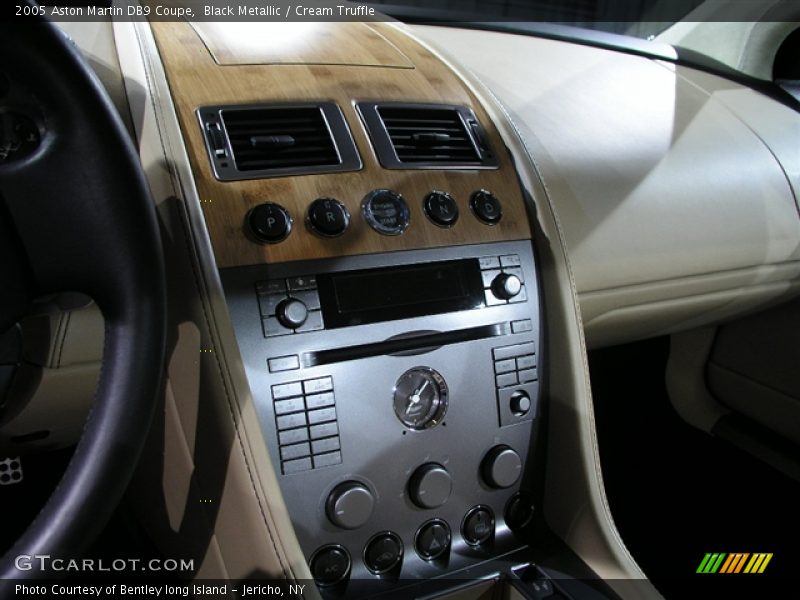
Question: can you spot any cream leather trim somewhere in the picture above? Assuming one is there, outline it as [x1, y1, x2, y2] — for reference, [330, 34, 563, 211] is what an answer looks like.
[404, 23, 659, 598]
[112, 19, 315, 591]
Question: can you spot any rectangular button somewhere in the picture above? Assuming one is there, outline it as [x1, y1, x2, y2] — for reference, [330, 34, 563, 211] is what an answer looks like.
[500, 254, 521, 267]
[478, 256, 500, 270]
[519, 368, 538, 383]
[485, 289, 505, 307]
[304, 376, 333, 395]
[508, 285, 528, 304]
[310, 422, 338, 439]
[256, 280, 286, 295]
[306, 391, 335, 410]
[296, 310, 323, 332]
[511, 319, 533, 334]
[293, 290, 321, 310]
[308, 407, 337, 425]
[481, 269, 501, 288]
[494, 359, 516, 375]
[272, 381, 303, 400]
[263, 317, 289, 338]
[288, 275, 317, 291]
[282, 457, 312, 474]
[274, 397, 306, 415]
[516, 355, 536, 370]
[258, 293, 285, 317]
[504, 266, 524, 283]
[493, 342, 536, 361]
[279, 428, 309, 445]
[496, 372, 518, 388]
[313, 451, 342, 468]
[280, 442, 311, 461]
[268, 355, 300, 373]
[312, 437, 340, 454]
[276, 412, 307, 431]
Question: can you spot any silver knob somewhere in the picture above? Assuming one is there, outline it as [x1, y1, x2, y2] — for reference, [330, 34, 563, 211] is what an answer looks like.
[409, 464, 452, 509]
[491, 273, 522, 300]
[482, 446, 522, 489]
[276, 298, 308, 329]
[326, 481, 375, 529]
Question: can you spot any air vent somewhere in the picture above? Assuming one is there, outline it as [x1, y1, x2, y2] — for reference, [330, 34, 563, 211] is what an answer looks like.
[197, 103, 361, 181]
[358, 102, 499, 169]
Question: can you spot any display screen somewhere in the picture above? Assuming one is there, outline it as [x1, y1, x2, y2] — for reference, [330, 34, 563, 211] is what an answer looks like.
[317, 259, 485, 328]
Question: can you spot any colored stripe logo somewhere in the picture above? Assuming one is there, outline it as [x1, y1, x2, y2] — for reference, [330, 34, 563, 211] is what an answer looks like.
[696, 553, 773, 574]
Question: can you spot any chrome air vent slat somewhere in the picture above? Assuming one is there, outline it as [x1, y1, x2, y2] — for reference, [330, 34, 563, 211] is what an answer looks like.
[357, 102, 499, 170]
[197, 102, 362, 181]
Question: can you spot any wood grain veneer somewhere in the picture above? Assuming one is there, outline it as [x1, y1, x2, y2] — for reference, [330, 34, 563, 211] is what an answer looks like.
[150, 20, 531, 268]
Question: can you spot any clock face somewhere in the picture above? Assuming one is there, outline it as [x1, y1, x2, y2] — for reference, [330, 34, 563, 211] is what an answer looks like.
[393, 367, 448, 430]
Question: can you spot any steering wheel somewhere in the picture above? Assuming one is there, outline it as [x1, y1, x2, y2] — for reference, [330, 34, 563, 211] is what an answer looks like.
[0, 9, 167, 585]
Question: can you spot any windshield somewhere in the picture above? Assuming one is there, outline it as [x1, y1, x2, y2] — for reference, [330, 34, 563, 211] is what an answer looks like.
[360, 0, 800, 81]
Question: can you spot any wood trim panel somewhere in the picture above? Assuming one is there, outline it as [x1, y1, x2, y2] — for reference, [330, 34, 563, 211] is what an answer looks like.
[150, 21, 531, 268]
[190, 22, 415, 67]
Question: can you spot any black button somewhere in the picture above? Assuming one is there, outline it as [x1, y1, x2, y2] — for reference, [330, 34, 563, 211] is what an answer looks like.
[247, 203, 292, 243]
[505, 492, 535, 531]
[414, 519, 451, 561]
[423, 191, 459, 227]
[462, 506, 495, 546]
[310, 545, 351, 587]
[363, 532, 403, 574]
[470, 190, 503, 225]
[307, 197, 350, 237]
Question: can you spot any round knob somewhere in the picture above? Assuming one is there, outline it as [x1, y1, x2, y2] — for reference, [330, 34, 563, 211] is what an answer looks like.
[409, 463, 452, 509]
[326, 481, 375, 529]
[492, 273, 522, 300]
[275, 298, 308, 329]
[462, 506, 495, 546]
[510, 391, 531, 416]
[307, 197, 350, 237]
[247, 202, 292, 243]
[482, 445, 522, 489]
[470, 190, 503, 225]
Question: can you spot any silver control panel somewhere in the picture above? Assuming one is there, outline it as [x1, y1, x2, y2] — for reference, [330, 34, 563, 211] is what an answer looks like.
[221, 241, 542, 589]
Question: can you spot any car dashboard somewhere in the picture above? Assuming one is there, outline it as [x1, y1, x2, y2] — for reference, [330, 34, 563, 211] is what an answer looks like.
[3, 12, 800, 600]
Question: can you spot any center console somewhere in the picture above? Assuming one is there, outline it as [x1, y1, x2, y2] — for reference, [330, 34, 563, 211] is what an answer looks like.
[222, 239, 542, 591]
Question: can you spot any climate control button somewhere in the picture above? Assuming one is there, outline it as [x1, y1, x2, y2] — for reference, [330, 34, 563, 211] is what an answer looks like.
[363, 532, 403, 574]
[482, 445, 522, 489]
[326, 481, 375, 529]
[409, 463, 452, 509]
[310, 544, 351, 587]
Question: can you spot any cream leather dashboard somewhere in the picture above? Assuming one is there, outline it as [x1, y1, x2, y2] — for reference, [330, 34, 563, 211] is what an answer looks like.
[411, 25, 800, 348]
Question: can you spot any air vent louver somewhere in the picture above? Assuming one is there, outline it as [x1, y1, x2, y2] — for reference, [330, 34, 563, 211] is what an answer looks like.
[198, 103, 361, 181]
[358, 103, 499, 170]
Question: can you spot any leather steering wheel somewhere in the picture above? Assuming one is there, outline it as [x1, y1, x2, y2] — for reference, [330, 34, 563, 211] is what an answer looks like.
[0, 9, 167, 585]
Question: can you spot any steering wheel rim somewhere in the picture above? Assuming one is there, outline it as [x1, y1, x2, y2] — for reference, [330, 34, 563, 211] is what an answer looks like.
[0, 10, 166, 584]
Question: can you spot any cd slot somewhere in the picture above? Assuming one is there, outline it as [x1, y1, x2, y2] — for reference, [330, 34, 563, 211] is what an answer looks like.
[303, 322, 511, 367]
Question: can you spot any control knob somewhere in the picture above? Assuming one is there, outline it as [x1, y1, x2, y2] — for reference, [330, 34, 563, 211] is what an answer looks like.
[326, 481, 375, 529]
[482, 445, 522, 489]
[275, 298, 308, 329]
[491, 272, 522, 300]
[408, 463, 452, 509]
